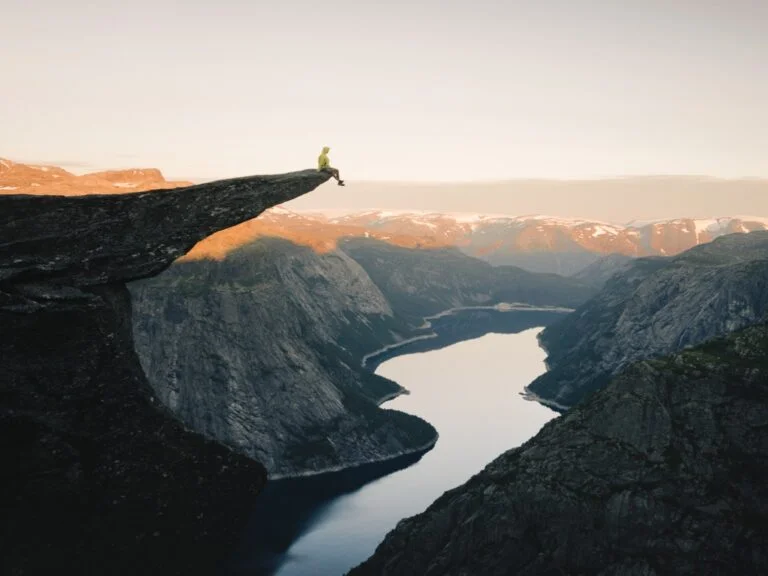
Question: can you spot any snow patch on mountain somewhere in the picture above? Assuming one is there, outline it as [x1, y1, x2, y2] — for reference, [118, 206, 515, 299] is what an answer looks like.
[591, 225, 619, 237]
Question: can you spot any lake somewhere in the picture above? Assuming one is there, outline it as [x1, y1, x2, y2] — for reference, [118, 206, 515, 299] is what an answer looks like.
[229, 317, 559, 576]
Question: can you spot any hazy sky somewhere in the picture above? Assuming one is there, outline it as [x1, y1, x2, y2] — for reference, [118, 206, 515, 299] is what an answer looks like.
[1, 0, 766, 182]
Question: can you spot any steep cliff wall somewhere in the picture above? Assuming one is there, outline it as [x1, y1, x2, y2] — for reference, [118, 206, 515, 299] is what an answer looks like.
[529, 231, 768, 408]
[130, 238, 437, 478]
[0, 171, 330, 575]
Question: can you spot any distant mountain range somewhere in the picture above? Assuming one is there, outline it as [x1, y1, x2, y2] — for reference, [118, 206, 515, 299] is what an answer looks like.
[315, 210, 768, 273]
[0, 157, 191, 194]
[178, 207, 768, 275]
[3, 158, 767, 275]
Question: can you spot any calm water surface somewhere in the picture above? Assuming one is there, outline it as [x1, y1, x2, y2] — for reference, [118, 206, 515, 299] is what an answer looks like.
[259, 327, 557, 576]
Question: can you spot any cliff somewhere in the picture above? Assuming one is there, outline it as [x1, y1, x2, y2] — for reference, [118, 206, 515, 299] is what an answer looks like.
[130, 237, 438, 478]
[0, 170, 330, 575]
[528, 231, 768, 408]
[350, 323, 768, 576]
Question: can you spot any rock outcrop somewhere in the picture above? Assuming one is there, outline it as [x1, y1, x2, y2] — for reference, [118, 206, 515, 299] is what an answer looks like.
[0, 170, 330, 575]
[528, 231, 768, 408]
[350, 323, 768, 576]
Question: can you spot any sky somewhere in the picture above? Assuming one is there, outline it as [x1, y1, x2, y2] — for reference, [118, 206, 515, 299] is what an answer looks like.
[1, 0, 766, 187]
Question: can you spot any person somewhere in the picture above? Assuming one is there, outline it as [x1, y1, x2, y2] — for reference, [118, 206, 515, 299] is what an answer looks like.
[317, 146, 345, 186]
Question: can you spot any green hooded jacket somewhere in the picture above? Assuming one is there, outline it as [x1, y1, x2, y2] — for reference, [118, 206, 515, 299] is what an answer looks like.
[317, 146, 331, 170]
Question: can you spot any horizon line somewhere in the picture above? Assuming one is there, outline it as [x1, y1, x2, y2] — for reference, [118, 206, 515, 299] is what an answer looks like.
[4, 157, 768, 185]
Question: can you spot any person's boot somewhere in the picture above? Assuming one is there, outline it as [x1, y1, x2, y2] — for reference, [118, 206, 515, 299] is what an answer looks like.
[338, 180, 346, 186]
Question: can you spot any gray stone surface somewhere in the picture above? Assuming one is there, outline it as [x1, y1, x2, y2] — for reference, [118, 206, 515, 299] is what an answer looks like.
[0, 170, 330, 310]
[529, 231, 768, 407]
[130, 238, 437, 478]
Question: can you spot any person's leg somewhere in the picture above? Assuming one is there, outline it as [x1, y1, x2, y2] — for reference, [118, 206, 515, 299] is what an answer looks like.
[325, 167, 344, 185]
[332, 168, 345, 186]
[322, 167, 339, 180]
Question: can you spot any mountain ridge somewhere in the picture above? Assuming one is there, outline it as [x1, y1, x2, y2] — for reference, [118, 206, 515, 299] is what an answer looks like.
[527, 231, 768, 408]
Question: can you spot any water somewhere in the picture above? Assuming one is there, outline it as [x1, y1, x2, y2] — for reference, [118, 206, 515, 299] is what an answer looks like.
[234, 326, 558, 576]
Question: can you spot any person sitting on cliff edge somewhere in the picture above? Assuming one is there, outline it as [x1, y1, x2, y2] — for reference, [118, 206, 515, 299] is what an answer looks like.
[318, 146, 345, 186]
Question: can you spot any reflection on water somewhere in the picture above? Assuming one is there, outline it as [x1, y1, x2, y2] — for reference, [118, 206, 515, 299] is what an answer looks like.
[229, 316, 559, 576]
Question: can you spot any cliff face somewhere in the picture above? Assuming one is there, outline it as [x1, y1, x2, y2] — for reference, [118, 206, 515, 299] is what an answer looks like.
[350, 323, 768, 576]
[340, 238, 594, 320]
[528, 231, 768, 408]
[0, 170, 330, 575]
[1, 170, 330, 308]
[130, 238, 437, 478]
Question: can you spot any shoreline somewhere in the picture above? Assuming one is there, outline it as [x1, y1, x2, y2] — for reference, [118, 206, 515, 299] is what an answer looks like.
[273, 304, 573, 480]
[362, 302, 575, 369]
[269, 434, 439, 481]
[361, 333, 438, 368]
[520, 388, 571, 413]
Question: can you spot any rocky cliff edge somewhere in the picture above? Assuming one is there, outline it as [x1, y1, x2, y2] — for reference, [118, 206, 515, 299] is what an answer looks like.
[0, 170, 330, 575]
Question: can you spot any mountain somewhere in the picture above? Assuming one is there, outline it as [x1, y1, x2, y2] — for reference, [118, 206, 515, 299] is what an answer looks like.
[339, 237, 594, 320]
[0, 157, 191, 195]
[1, 171, 329, 575]
[130, 233, 593, 477]
[159, 207, 768, 277]
[324, 211, 768, 274]
[130, 238, 437, 478]
[527, 231, 768, 409]
[349, 323, 768, 576]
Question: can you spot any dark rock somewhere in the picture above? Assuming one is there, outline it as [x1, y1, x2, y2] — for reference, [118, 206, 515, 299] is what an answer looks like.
[340, 238, 595, 321]
[1, 170, 330, 310]
[529, 231, 768, 407]
[130, 237, 438, 478]
[349, 323, 768, 576]
[0, 171, 329, 575]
